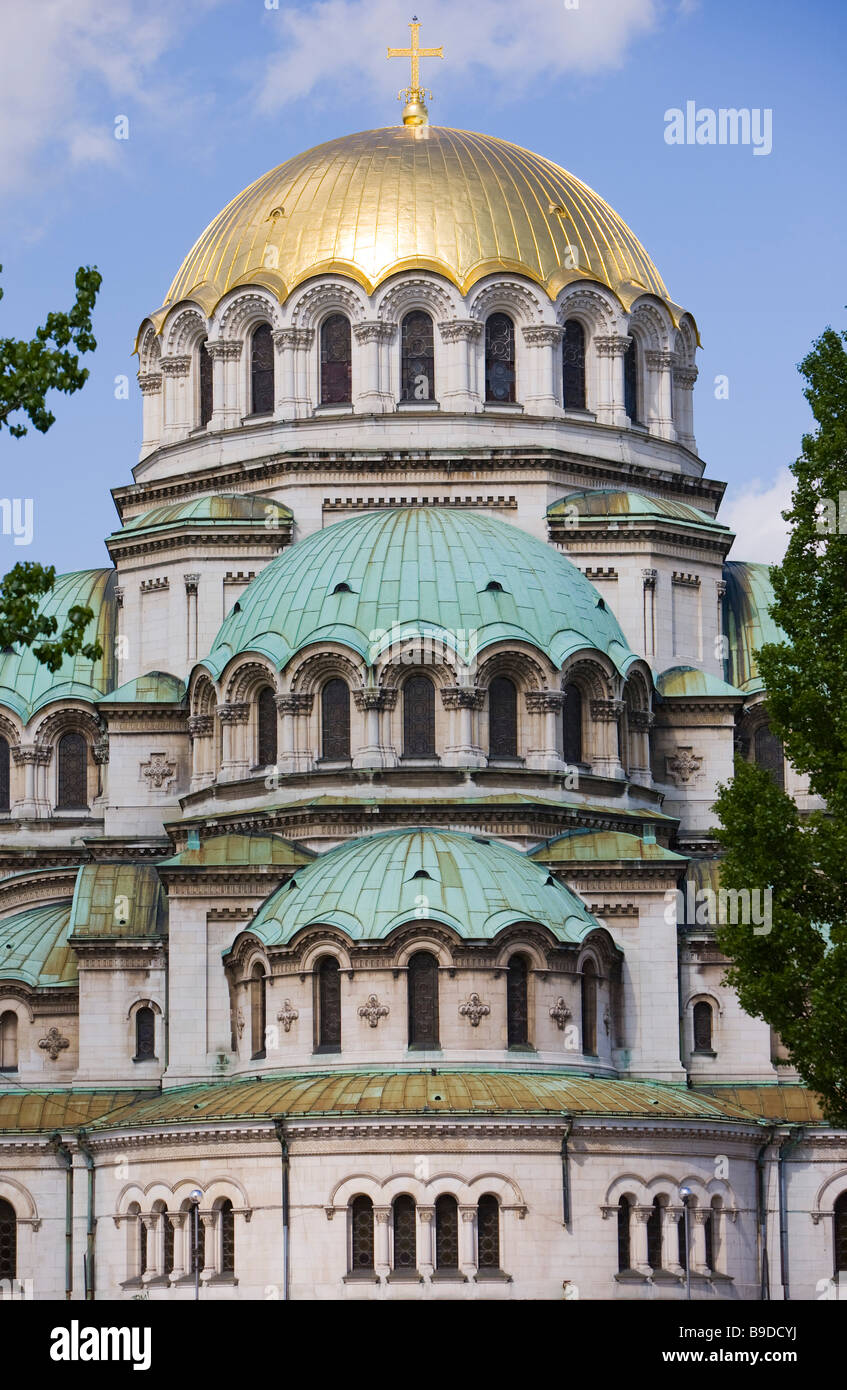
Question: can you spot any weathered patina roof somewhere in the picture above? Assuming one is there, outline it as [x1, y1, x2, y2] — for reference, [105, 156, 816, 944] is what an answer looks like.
[0, 569, 117, 721]
[98, 671, 187, 705]
[723, 561, 785, 693]
[655, 665, 744, 699]
[201, 508, 636, 679]
[159, 832, 314, 870]
[695, 1084, 824, 1124]
[549, 490, 731, 535]
[110, 493, 291, 541]
[242, 828, 601, 947]
[0, 901, 76, 988]
[69, 864, 167, 941]
[529, 829, 686, 863]
[0, 1089, 146, 1132]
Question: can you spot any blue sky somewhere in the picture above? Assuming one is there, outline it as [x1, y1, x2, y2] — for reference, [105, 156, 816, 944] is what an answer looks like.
[0, 0, 844, 573]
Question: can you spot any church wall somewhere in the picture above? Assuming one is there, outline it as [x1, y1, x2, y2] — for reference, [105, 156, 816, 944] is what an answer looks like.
[74, 953, 166, 1087]
[652, 703, 738, 834]
[100, 722, 188, 839]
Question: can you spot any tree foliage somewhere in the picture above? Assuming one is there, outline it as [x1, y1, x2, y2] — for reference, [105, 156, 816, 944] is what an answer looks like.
[714, 325, 847, 1123]
[0, 264, 102, 437]
[0, 563, 102, 672]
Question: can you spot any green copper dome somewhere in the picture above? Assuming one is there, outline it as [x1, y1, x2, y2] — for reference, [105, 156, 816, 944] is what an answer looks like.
[723, 561, 785, 693]
[0, 901, 76, 988]
[239, 828, 602, 947]
[549, 489, 731, 534]
[0, 569, 117, 722]
[202, 508, 635, 678]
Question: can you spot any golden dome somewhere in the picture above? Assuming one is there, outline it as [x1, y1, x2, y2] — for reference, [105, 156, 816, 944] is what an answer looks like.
[160, 126, 674, 318]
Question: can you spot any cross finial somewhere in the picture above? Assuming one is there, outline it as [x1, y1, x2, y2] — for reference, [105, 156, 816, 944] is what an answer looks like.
[387, 16, 444, 127]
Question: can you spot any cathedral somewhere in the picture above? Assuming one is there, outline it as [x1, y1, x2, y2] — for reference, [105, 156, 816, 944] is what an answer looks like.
[0, 29, 844, 1302]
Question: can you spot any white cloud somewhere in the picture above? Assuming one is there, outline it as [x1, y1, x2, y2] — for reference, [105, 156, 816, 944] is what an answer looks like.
[722, 467, 794, 564]
[255, 0, 659, 113]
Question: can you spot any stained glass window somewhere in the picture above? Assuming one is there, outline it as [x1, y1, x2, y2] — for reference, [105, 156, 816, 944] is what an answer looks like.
[563, 683, 582, 764]
[562, 320, 586, 409]
[392, 1195, 416, 1270]
[163, 1211, 174, 1276]
[435, 1194, 459, 1269]
[581, 959, 598, 1056]
[489, 677, 517, 759]
[617, 1196, 631, 1272]
[57, 732, 87, 809]
[322, 679, 350, 760]
[400, 311, 435, 401]
[134, 1006, 156, 1061]
[220, 1199, 235, 1274]
[408, 951, 439, 1048]
[624, 338, 639, 423]
[199, 339, 213, 426]
[693, 1000, 713, 1052]
[507, 953, 529, 1047]
[320, 314, 352, 404]
[257, 686, 278, 767]
[351, 1196, 374, 1270]
[251, 323, 274, 415]
[403, 675, 435, 757]
[477, 1195, 500, 1269]
[485, 313, 515, 402]
[317, 956, 341, 1050]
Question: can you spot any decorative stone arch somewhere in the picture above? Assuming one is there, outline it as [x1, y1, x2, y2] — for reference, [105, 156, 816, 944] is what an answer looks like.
[216, 288, 281, 340]
[736, 695, 776, 758]
[605, 1173, 648, 1207]
[475, 646, 550, 693]
[137, 321, 162, 375]
[468, 278, 546, 327]
[0, 1176, 39, 1225]
[329, 1172, 388, 1210]
[561, 652, 617, 702]
[560, 652, 618, 773]
[286, 648, 366, 695]
[628, 297, 674, 354]
[621, 663, 654, 783]
[294, 933, 355, 975]
[389, 923, 458, 969]
[114, 1182, 150, 1219]
[373, 640, 461, 691]
[0, 990, 34, 1024]
[187, 670, 219, 789]
[224, 657, 280, 705]
[189, 670, 218, 717]
[162, 304, 209, 358]
[675, 314, 698, 370]
[31, 705, 101, 746]
[173, 1173, 251, 1208]
[492, 927, 551, 973]
[0, 710, 21, 748]
[556, 283, 624, 336]
[30, 705, 101, 812]
[288, 280, 367, 330]
[375, 274, 456, 325]
[812, 1170, 847, 1224]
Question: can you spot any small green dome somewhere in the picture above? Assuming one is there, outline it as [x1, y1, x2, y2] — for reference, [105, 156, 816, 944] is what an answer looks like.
[109, 492, 291, 541]
[0, 569, 117, 722]
[655, 665, 743, 699]
[241, 828, 601, 946]
[549, 489, 730, 533]
[202, 508, 635, 678]
[723, 561, 784, 693]
[0, 901, 76, 988]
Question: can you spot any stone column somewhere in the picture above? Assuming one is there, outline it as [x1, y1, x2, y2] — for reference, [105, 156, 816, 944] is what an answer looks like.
[374, 1207, 391, 1277]
[441, 687, 486, 767]
[12, 745, 51, 819]
[522, 324, 563, 412]
[418, 1207, 435, 1277]
[673, 364, 698, 451]
[188, 715, 215, 791]
[460, 1207, 477, 1278]
[137, 371, 163, 456]
[352, 689, 398, 769]
[594, 335, 630, 428]
[590, 698, 625, 779]
[275, 693, 314, 774]
[199, 1212, 216, 1280]
[641, 568, 657, 659]
[664, 1207, 685, 1276]
[216, 702, 250, 782]
[632, 1207, 653, 1276]
[169, 1213, 186, 1281]
[160, 355, 192, 440]
[438, 320, 482, 412]
[273, 328, 299, 418]
[645, 349, 676, 440]
[184, 574, 199, 666]
[627, 709, 654, 787]
[353, 321, 395, 413]
[525, 690, 564, 771]
[692, 1208, 710, 1274]
[293, 328, 315, 417]
[207, 340, 242, 430]
[141, 1216, 158, 1281]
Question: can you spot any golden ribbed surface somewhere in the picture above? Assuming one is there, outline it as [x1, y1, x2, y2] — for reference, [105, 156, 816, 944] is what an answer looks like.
[162, 126, 670, 313]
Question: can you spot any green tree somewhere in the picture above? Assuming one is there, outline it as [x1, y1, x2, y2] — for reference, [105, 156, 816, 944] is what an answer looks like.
[0, 264, 103, 666]
[714, 324, 847, 1123]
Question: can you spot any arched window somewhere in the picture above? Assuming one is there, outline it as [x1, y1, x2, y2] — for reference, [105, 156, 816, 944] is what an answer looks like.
[350, 1195, 375, 1272]
[646, 1197, 662, 1270]
[408, 950, 439, 1049]
[754, 724, 785, 790]
[489, 677, 517, 759]
[477, 1194, 500, 1271]
[250, 962, 266, 1060]
[154, 1205, 174, 1277]
[624, 337, 639, 423]
[485, 313, 515, 402]
[703, 1204, 715, 1272]
[400, 311, 435, 401]
[693, 1000, 714, 1053]
[834, 1192, 847, 1273]
[126, 1202, 144, 1280]
[199, 339, 213, 426]
[617, 1196, 631, 1272]
[435, 1194, 459, 1270]
[0, 737, 9, 812]
[507, 953, 530, 1048]
[392, 1194, 416, 1272]
[0, 1199, 15, 1281]
[250, 323, 274, 415]
[185, 1201, 203, 1274]
[219, 1198, 235, 1274]
[562, 320, 586, 409]
[677, 1213, 688, 1271]
[0, 1010, 17, 1071]
[321, 679, 350, 761]
[581, 958, 597, 1056]
[316, 956, 341, 1051]
[134, 1006, 156, 1062]
[57, 732, 87, 809]
[320, 314, 352, 404]
[563, 683, 583, 765]
[257, 686, 278, 767]
[403, 675, 435, 758]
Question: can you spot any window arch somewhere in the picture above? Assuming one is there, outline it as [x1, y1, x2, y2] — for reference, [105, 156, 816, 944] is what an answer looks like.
[219, 1198, 235, 1275]
[250, 323, 274, 415]
[485, 313, 515, 402]
[834, 1192, 847, 1273]
[507, 953, 530, 1047]
[0, 1010, 17, 1071]
[753, 724, 785, 790]
[256, 686, 278, 768]
[704, 1201, 716, 1272]
[316, 955, 341, 1051]
[57, 732, 87, 809]
[126, 1201, 145, 1280]
[0, 1198, 15, 1282]
[477, 1194, 500, 1271]
[693, 1000, 714, 1053]
[134, 1006, 156, 1062]
[646, 1197, 662, 1270]
[151, 1201, 174, 1278]
[400, 311, 435, 401]
[350, 1195, 374, 1272]
[320, 314, 352, 404]
[392, 1194, 417, 1272]
[563, 683, 583, 764]
[624, 337, 639, 423]
[408, 950, 439, 1049]
[435, 1194, 459, 1270]
[403, 675, 435, 758]
[617, 1195, 631, 1272]
[581, 958, 598, 1056]
[199, 338, 213, 426]
[250, 962, 266, 1060]
[562, 320, 586, 409]
[321, 679, 350, 761]
[0, 736, 9, 812]
[489, 676, 517, 759]
[677, 1211, 688, 1271]
[182, 1199, 203, 1275]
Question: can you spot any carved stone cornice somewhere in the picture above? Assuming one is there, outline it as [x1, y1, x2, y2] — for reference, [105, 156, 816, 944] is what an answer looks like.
[216, 702, 250, 724]
[525, 690, 565, 714]
[440, 686, 485, 710]
[272, 328, 314, 349]
[353, 689, 397, 713]
[160, 355, 191, 377]
[645, 349, 676, 370]
[672, 571, 701, 588]
[438, 319, 482, 344]
[137, 373, 162, 395]
[595, 334, 631, 358]
[205, 340, 242, 361]
[12, 744, 52, 766]
[673, 366, 699, 389]
[628, 710, 655, 732]
[275, 693, 314, 716]
[353, 320, 396, 344]
[522, 325, 564, 347]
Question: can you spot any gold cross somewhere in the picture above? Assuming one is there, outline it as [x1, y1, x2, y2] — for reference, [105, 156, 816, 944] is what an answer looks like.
[387, 16, 443, 98]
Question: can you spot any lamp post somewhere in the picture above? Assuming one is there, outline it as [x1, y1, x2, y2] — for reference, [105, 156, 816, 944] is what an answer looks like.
[679, 1185, 692, 1301]
[190, 1188, 203, 1301]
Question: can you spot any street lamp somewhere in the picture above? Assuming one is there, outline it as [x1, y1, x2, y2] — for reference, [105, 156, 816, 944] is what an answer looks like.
[190, 1188, 203, 1301]
[679, 1185, 692, 1301]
